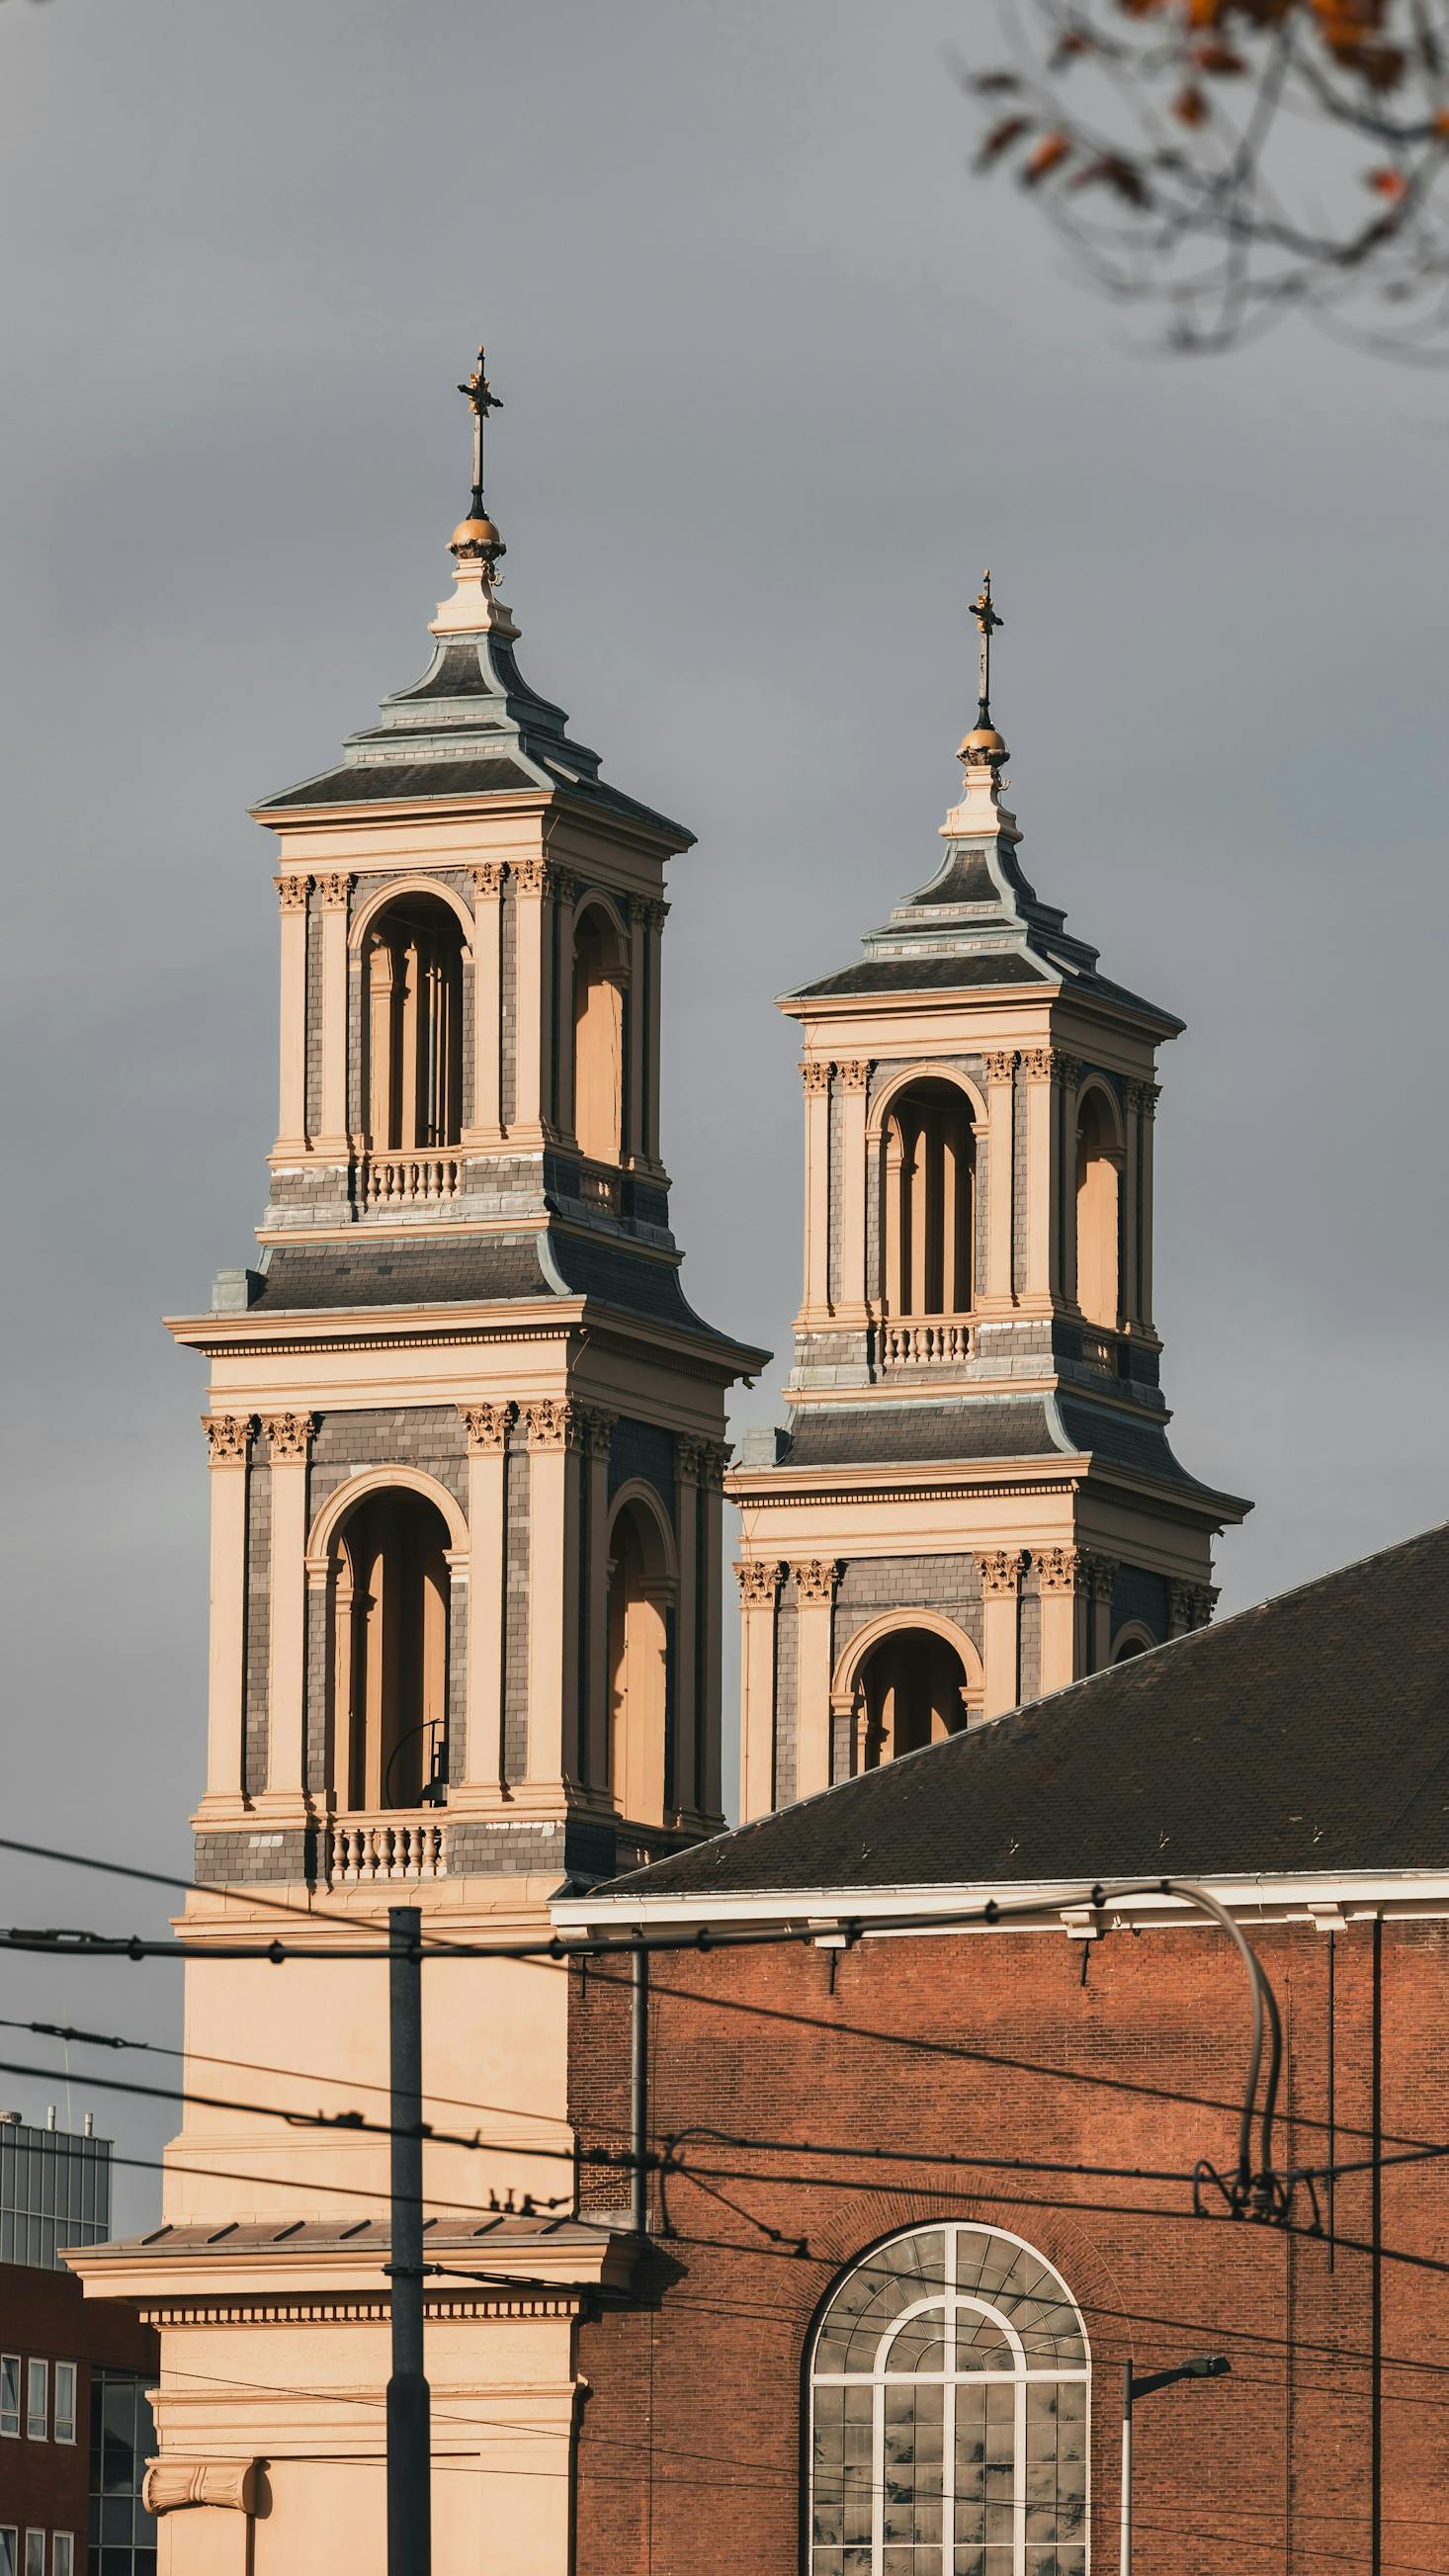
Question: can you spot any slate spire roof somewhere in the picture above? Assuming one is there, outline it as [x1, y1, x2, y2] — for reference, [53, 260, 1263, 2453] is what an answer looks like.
[597, 1521, 1449, 1898]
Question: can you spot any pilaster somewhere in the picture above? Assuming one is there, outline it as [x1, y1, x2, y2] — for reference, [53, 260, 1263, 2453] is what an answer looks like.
[522, 1399, 583, 1794]
[1022, 1048, 1061, 1309]
[697, 1441, 727, 1820]
[642, 898, 668, 1169]
[453, 1403, 514, 1805]
[512, 858, 554, 1146]
[467, 863, 506, 1145]
[1036, 1545, 1083, 1695]
[977, 1548, 1025, 1719]
[626, 895, 647, 1165]
[1082, 1551, 1121, 1674]
[1058, 1054, 1083, 1311]
[197, 1416, 254, 1819]
[792, 1559, 840, 1799]
[673, 1439, 703, 1818]
[835, 1060, 871, 1319]
[980, 1049, 1017, 1312]
[553, 868, 579, 1144]
[801, 1062, 833, 1319]
[274, 877, 309, 1156]
[737, 1561, 784, 1824]
[257, 1413, 315, 1818]
[1133, 1080, 1160, 1332]
[583, 1409, 617, 1793]
[314, 873, 351, 1155]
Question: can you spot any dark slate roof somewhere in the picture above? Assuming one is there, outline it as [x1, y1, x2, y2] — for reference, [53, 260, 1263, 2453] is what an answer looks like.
[1054, 1396, 1203, 1488]
[251, 1238, 554, 1312]
[792, 953, 1054, 999]
[784, 1400, 1060, 1469]
[254, 757, 542, 810]
[909, 849, 999, 905]
[602, 1521, 1449, 1895]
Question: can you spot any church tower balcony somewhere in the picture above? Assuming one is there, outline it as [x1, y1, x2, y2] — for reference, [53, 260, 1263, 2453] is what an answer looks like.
[730, 574, 1250, 1819]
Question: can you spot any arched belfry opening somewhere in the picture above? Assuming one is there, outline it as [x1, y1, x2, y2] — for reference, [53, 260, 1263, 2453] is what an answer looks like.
[1075, 1085, 1122, 1331]
[333, 1487, 452, 1811]
[572, 902, 629, 1166]
[881, 1078, 977, 1318]
[607, 1492, 673, 1828]
[852, 1624, 977, 1769]
[365, 894, 466, 1153]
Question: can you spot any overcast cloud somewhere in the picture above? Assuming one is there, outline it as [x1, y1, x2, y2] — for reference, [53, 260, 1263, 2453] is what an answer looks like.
[1, 0, 1444, 2222]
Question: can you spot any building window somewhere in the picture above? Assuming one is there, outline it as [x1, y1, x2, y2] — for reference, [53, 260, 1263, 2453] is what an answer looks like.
[25, 2361, 46, 2441]
[606, 1493, 674, 1830]
[89, 2371, 157, 2576]
[23, 2539, 42, 2576]
[364, 895, 465, 1154]
[810, 2220, 1089, 2576]
[850, 1626, 978, 1768]
[1074, 1089, 1121, 1331]
[0, 2533, 14, 2576]
[51, 2542, 72, 2576]
[53, 2367, 76, 2447]
[882, 1080, 977, 1320]
[334, 1487, 453, 1811]
[1, 2358, 18, 2438]
[571, 902, 629, 1166]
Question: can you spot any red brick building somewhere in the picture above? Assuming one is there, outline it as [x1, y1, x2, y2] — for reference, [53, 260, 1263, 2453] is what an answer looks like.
[559, 1521, 1449, 2575]
[0, 2262, 158, 2576]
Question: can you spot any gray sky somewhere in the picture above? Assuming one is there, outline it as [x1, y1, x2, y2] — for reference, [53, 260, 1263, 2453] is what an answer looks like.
[2, 0, 1445, 2223]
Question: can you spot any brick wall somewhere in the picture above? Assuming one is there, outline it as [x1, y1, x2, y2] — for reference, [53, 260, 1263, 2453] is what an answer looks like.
[569, 1915, 1449, 2576]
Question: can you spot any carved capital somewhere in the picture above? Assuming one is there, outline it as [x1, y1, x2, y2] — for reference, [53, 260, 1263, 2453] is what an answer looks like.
[1019, 1047, 1056, 1082]
[1127, 1078, 1161, 1119]
[1081, 1550, 1120, 1592]
[835, 1059, 872, 1092]
[315, 872, 351, 910]
[736, 1559, 784, 1609]
[1170, 1579, 1218, 1633]
[802, 1061, 833, 1097]
[675, 1435, 706, 1484]
[203, 1414, 253, 1466]
[1057, 1054, 1084, 1091]
[512, 858, 550, 897]
[1035, 1546, 1082, 1593]
[470, 861, 507, 899]
[793, 1558, 840, 1607]
[552, 866, 580, 907]
[677, 1435, 730, 1490]
[982, 1049, 1017, 1084]
[522, 1398, 584, 1451]
[583, 1406, 618, 1459]
[143, 2460, 260, 2517]
[459, 1401, 515, 1453]
[275, 875, 310, 913]
[640, 898, 669, 934]
[260, 1412, 314, 1465]
[977, 1547, 1026, 1597]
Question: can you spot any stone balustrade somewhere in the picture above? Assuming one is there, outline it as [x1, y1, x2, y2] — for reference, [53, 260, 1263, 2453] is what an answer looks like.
[877, 1317, 976, 1367]
[328, 1817, 447, 1885]
[361, 1152, 463, 1208]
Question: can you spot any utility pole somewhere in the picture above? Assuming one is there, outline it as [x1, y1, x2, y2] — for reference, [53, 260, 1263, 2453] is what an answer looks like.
[385, 1904, 431, 2576]
[1119, 2355, 1230, 2576]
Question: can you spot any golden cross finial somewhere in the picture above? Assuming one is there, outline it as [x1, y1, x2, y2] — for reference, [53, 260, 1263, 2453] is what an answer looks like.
[457, 343, 502, 506]
[970, 568, 1004, 727]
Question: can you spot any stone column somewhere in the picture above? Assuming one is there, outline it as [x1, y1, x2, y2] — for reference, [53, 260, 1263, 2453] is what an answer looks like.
[512, 858, 554, 1145]
[1058, 1055, 1083, 1310]
[199, 1416, 254, 1816]
[737, 1561, 783, 1824]
[1136, 1080, 1160, 1333]
[1083, 1552, 1120, 1673]
[835, 1060, 871, 1319]
[792, 1560, 840, 1800]
[583, 1410, 616, 1792]
[672, 1440, 702, 1818]
[315, 873, 351, 1154]
[469, 863, 506, 1144]
[274, 877, 310, 1154]
[626, 895, 647, 1166]
[455, 1403, 513, 1803]
[552, 870, 579, 1145]
[802, 1062, 833, 1317]
[642, 898, 668, 1167]
[1022, 1048, 1061, 1307]
[697, 1442, 727, 1820]
[1037, 1546, 1083, 1694]
[981, 1050, 1017, 1310]
[259, 1413, 315, 1815]
[977, 1548, 1025, 1719]
[523, 1400, 583, 1791]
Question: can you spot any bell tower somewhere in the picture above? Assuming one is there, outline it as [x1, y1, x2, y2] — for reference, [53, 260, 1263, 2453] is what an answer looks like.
[730, 577, 1249, 1819]
[72, 352, 767, 2576]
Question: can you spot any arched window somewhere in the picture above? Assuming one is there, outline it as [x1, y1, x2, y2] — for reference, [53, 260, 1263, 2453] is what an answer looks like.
[854, 1625, 976, 1768]
[334, 1487, 452, 1810]
[810, 2222, 1089, 2576]
[572, 903, 628, 1167]
[1075, 1089, 1121, 1331]
[1112, 1624, 1154, 1665]
[365, 895, 465, 1153]
[607, 1494, 673, 1827]
[883, 1080, 976, 1320]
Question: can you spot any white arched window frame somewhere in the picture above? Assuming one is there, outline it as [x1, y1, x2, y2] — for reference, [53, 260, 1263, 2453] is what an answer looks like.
[809, 2220, 1090, 2576]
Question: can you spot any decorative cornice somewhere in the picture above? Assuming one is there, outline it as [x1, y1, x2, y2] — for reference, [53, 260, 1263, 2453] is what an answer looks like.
[522, 1397, 584, 1450]
[471, 861, 507, 898]
[142, 2461, 260, 2518]
[802, 1062, 833, 1097]
[1036, 1545, 1082, 1593]
[793, 1558, 841, 1607]
[275, 875, 310, 912]
[315, 872, 352, 910]
[202, 1414, 253, 1466]
[736, 1559, 784, 1608]
[458, 1400, 516, 1453]
[977, 1547, 1026, 1597]
[835, 1059, 872, 1092]
[260, 1411, 315, 1465]
[982, 1049, 1018, 1084]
